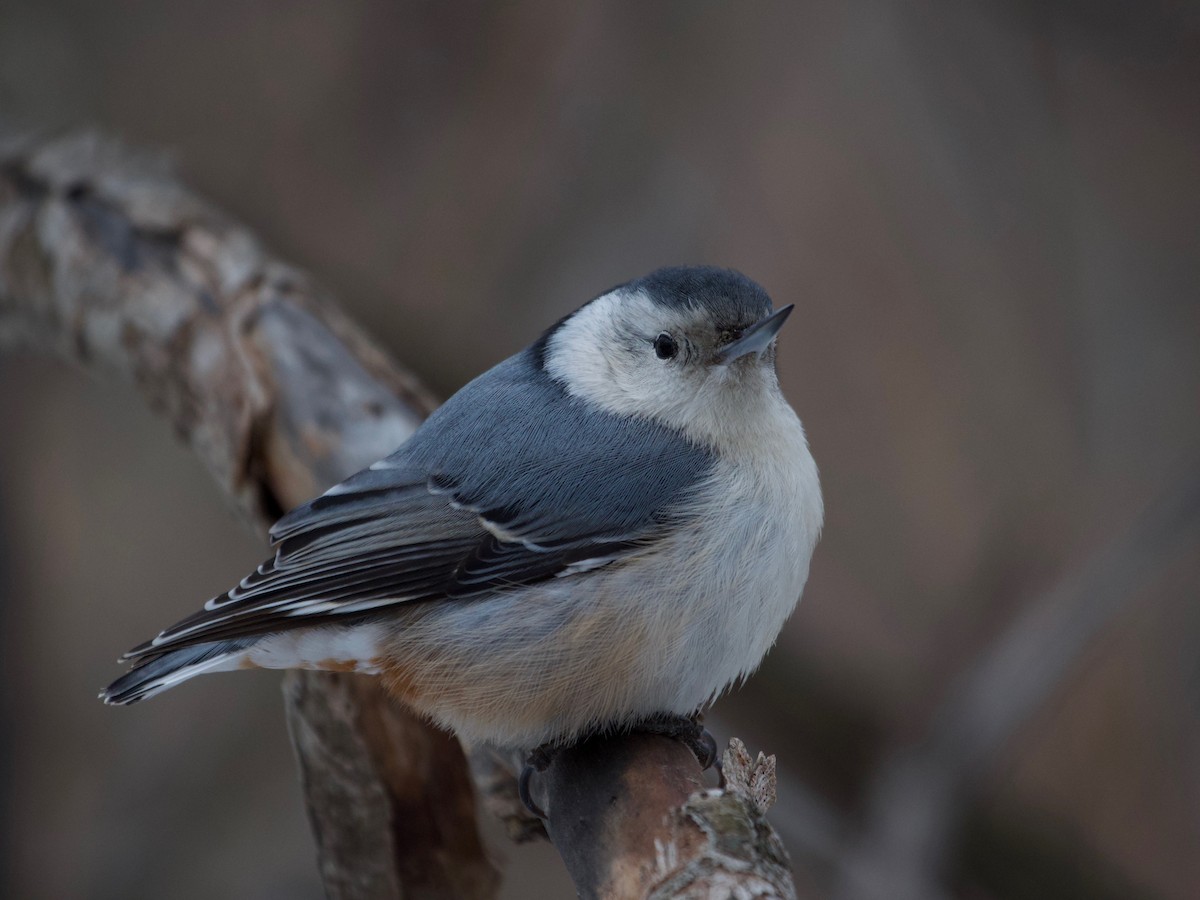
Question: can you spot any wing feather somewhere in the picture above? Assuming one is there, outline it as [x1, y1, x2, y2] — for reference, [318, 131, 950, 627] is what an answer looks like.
[124, 349, 714, 661]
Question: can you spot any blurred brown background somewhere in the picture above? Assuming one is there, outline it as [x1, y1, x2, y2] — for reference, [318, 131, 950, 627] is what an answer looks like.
[1, 2, 1198, 898]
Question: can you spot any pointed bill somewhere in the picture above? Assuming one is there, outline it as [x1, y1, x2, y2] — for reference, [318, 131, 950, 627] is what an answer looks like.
[716, 304, 794, 364]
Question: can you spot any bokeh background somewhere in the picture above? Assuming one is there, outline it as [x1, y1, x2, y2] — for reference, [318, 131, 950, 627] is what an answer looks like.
[1, 2, 1198, 898]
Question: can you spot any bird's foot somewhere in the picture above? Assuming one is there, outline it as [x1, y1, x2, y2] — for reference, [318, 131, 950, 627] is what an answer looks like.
[629, 711, 719, 771]
[516, 713, 720, 819]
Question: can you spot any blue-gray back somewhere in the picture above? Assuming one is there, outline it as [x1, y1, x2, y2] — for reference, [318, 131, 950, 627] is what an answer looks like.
[402, 350, 715, 542]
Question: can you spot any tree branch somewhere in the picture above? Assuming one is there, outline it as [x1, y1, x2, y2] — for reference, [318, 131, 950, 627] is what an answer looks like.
[532, 736, 797, 899]
[0, 125, 492, 900]
[0, 125, 799, 899]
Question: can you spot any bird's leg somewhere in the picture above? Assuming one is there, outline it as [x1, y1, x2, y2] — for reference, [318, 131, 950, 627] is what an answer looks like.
[630, 711, 719, 771]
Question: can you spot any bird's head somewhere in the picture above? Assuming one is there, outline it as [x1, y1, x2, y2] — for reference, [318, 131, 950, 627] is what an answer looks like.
[542, 266, 796, 449]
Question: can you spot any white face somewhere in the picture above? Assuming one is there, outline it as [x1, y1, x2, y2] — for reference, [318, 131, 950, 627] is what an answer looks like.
[543, 288, 792, 450]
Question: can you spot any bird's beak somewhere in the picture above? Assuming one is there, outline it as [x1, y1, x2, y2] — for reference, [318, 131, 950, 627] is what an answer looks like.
[716, 304, 795, 364]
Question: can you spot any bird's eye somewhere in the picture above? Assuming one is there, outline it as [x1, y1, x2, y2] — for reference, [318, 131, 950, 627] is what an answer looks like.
[653, 333, 679, 360]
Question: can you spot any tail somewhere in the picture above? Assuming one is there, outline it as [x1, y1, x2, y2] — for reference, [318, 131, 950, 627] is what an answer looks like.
[100, 638, 256, 706]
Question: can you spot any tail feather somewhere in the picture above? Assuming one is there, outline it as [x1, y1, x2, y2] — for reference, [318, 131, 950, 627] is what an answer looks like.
[101, 638, 255, 705]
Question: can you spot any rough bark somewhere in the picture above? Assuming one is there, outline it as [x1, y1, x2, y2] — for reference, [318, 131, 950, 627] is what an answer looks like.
[284, 672, 499, 900]
[0, 124, 799, 899]
[530, 736, 797, 900]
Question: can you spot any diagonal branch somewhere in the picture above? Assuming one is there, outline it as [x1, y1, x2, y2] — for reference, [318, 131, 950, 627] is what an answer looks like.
[0, 124, 492, 900]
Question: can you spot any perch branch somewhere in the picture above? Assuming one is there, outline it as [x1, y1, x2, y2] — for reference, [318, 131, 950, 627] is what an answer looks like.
[530, 735, 798, 900]
[0, 124, 800, 899]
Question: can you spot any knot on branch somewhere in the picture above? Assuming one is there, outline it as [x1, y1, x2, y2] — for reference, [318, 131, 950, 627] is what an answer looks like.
[648, 739, 796, 900]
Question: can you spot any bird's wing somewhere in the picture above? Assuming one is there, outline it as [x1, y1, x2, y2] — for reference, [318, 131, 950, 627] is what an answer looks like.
[125, 351, 715, 660]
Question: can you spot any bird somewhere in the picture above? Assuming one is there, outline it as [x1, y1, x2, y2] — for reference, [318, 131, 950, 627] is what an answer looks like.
[102, 265, 823, 763]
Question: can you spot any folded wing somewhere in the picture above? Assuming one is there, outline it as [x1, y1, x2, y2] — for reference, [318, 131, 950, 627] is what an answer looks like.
[124, 351, 715, 661]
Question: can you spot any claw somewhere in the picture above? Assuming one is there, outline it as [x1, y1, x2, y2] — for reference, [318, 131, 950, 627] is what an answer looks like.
[518, 744, 555, 819]
[518, 762, 547, 819]
[695, 727, 718, 771]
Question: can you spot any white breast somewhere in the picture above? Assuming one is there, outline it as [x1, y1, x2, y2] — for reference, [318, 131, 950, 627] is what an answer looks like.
[644, 402, 822, 712]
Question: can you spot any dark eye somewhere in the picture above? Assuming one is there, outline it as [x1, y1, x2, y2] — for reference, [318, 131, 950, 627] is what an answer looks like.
[653, 333, 679, 360]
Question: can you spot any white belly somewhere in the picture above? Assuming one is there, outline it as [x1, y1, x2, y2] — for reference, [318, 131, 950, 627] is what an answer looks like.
[635, 425, 822, 710]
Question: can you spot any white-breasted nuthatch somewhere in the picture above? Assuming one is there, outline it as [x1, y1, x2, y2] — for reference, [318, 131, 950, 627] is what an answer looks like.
[103, 266, 823, 754]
